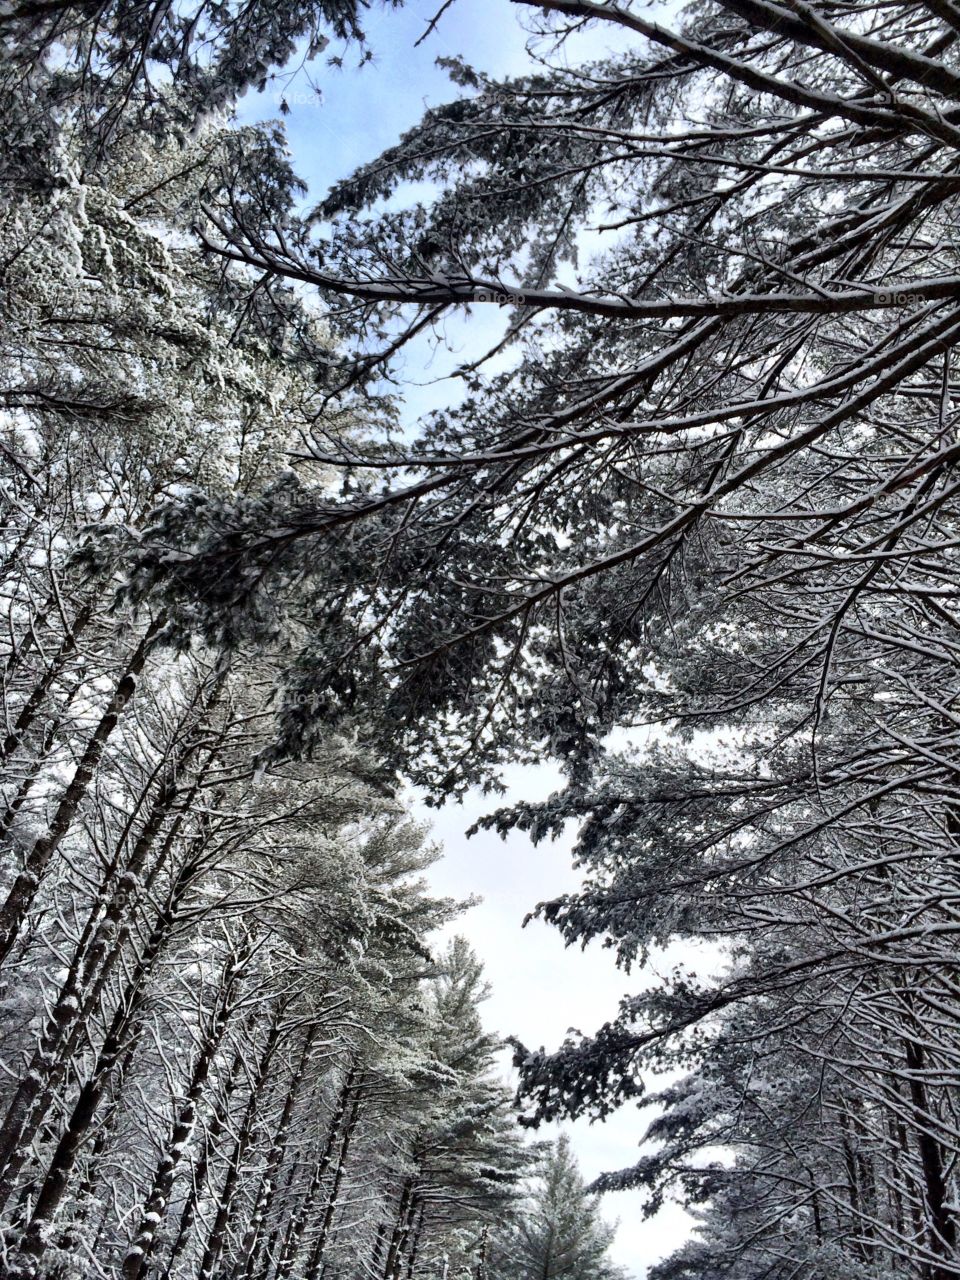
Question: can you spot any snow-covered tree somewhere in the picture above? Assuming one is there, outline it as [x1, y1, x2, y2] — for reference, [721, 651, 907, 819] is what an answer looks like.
[488, 1135, 626, 1280]
[108, 2, 960, 1276]
[0, 38, 532, 1275]
[15, 0, 960, 1275]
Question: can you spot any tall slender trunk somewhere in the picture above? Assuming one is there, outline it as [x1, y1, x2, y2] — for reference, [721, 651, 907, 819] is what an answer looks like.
[403, 1204, 425, 1280]
[0, 750, 190, 1187]
[0, 517, 42, 585]
[71, 990, 156, 1213]
[6, 829, 212, 1227]
[162, 1041, 249, 1277]
[0, 614, 164, 966]
[302, 1083, 363, 1278]
[474, 1224, 488, 1280]
[229, 1028, 318, 1280]
[43, 1029, 150, 1280]
[0, 600, 93, 765]
[275, 1066, 358, 1280]
[382, 1179, 415, 1280]
[389, 1193, 421, 1280]
[0, 701, 75, 840]
[904, 1031, 956, 1279]
[120, 934, 252, 1280]
[191, 1010, 285, 1280]
[369, 1222, 388, 1278]
[837, 1108, 870, 1264]
[0, 735, 218, 1206]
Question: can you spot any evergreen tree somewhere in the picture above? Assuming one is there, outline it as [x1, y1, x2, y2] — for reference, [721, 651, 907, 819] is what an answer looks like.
[16, 0, 960, 1274]
[0, 67, 532, 1273]
[112, 4, 960, 1275]
[488, 1136, 627, 1280]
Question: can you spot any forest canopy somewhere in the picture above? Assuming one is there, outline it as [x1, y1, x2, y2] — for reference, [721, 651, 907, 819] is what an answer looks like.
[3, 0, 960, 1278]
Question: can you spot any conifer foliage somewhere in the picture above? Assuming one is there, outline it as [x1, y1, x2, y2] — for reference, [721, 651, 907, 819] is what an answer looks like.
[487, 1136, 627, 1280]
[116, 1, 960, 1276]
[0, 9, 531, 1274]
[12, 0, 960, 1277]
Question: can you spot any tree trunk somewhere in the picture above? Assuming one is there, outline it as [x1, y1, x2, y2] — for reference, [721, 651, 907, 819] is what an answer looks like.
[0, 600, 92, 764]
[228, 1027, 318, 1280]
[403, 1204, 425, 1280]
[0, 707, 72, 840]
[904, 1031, 957, 1279]
[0, 748, 190, 1189]
[382, 1179, 415, 1280]
[120, 934, 251, 1280]
[6, 828, 212, 1227]
[191, 1010, 284, 1280]
[0, 737, 219, 1209]
[0, 614, 163, 966]
[302, 1083, 363, 1278]
[162, 1039, 249, 1277]
[275, 1065, 358, 1280]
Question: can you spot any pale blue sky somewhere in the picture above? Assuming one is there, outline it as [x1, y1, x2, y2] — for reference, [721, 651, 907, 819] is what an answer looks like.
[237, 6, 693, 1273]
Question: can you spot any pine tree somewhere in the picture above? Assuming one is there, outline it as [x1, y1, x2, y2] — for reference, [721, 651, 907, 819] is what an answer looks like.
[17, 0, 960, 1275]
[112, 5, 960, 1275]
[488, 1136, 627, 1280]
[0, 70, 535, 1275]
